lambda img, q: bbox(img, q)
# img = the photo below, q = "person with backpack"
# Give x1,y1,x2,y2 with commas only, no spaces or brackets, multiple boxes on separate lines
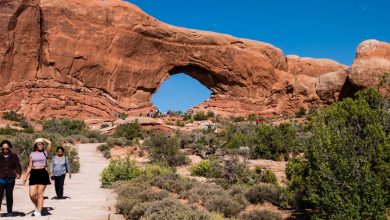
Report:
0,140,22,217
50,147,71,199
23,138,52,217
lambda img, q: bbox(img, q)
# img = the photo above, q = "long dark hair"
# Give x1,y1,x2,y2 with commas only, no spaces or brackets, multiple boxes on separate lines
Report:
33,143,45,151
0,140,13,148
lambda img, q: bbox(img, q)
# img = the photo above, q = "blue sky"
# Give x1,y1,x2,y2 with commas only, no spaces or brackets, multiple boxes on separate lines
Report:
127,0,390,112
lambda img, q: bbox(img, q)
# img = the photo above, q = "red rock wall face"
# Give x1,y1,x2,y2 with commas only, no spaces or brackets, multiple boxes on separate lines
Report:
0,0,388,120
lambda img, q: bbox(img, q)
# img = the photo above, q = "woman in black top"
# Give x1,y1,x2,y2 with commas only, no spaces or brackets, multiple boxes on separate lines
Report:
0,140,22,217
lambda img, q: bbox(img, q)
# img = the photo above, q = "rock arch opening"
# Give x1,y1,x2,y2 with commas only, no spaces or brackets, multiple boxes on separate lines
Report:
151,71,212,113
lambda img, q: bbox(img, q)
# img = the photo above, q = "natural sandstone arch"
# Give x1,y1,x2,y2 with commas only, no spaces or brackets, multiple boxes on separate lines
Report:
2,0,389,121
166,64,224,95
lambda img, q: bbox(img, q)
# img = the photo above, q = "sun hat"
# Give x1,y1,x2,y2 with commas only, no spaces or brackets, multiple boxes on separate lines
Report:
34,138,45,144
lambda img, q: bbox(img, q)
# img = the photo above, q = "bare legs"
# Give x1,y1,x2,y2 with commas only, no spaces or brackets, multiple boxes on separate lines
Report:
29,184,46,212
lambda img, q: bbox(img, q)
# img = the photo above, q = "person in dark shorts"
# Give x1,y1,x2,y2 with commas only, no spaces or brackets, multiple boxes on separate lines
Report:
0,140,22,217
23,138,52,217
50,147,71,199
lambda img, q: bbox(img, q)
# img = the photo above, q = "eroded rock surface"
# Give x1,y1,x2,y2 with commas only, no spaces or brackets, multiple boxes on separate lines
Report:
0,0,389,119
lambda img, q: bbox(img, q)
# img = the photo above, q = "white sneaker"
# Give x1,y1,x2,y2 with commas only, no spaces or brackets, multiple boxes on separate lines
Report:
34,209,42,217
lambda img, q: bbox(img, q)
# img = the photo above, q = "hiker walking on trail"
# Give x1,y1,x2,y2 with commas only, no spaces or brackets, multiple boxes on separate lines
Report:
23,138,52,217
50,147,71,199
0,140,22,217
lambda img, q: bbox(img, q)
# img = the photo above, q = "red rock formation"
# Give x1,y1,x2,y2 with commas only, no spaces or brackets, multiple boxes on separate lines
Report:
0,0,388,120
349,40,390,88
286,55,347,77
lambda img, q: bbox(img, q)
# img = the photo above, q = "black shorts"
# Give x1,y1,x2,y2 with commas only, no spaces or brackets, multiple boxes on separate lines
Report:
29,169,51,185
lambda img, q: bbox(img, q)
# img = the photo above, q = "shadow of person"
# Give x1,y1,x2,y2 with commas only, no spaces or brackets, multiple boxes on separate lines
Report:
0,211,27,217
41,207,54,216
51,196,71,200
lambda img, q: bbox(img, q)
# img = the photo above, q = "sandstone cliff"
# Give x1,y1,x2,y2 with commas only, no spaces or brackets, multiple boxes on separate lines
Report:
0,0,389,119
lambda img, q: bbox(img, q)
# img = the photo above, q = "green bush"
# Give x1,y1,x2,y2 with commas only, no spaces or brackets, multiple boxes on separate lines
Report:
2,110,23,122
286,88,389,219
260,170,278,185
64,146,80,173
97,144,111,159
144,164,174,179
248,114,257,121
42,118,85,136
114,120,143,141
245,184,290,208
106,137,128,147
207,111,215,118
146,134,188,166
232,116,245,122
80,129,107,142
183,113,192,121
194,112,208,121
295,106,306,118
0,125,17,136
240,210,283,220
190,159,222,178
250,123,301,161
101,157,143,187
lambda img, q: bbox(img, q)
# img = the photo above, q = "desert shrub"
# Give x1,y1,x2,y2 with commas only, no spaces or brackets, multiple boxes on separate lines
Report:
7,133,35,169
2,110,24,122
144,164,174,179
182,183,245,217
146,134,188,166
245,183,290,208
114,181,210,220
114,120,143,141
207,111,215,118
250,123,301,161
194,112,208,121
116,112,128,120
63,146,80,173
80,129,107,142
190,159,222,178
141,198,210,220
150,174,195,194
287,88,389,219
295,106,306,118
1,110,34,132
232,116,245,122
240,210,283,220
221,157,249,185
42,118,85,136
97,144,111,159
248,114,257,121
183,113,192,121
64,135,90,144
259,169,278,185
0,125,17,136
175,120,185,127
114,181,168,219
106,137,128,147
101,157,143,187
204,193,245,217
225,132,251,150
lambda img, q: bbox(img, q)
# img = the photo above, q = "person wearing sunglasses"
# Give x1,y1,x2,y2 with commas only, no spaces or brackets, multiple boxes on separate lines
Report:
0,140,22,217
